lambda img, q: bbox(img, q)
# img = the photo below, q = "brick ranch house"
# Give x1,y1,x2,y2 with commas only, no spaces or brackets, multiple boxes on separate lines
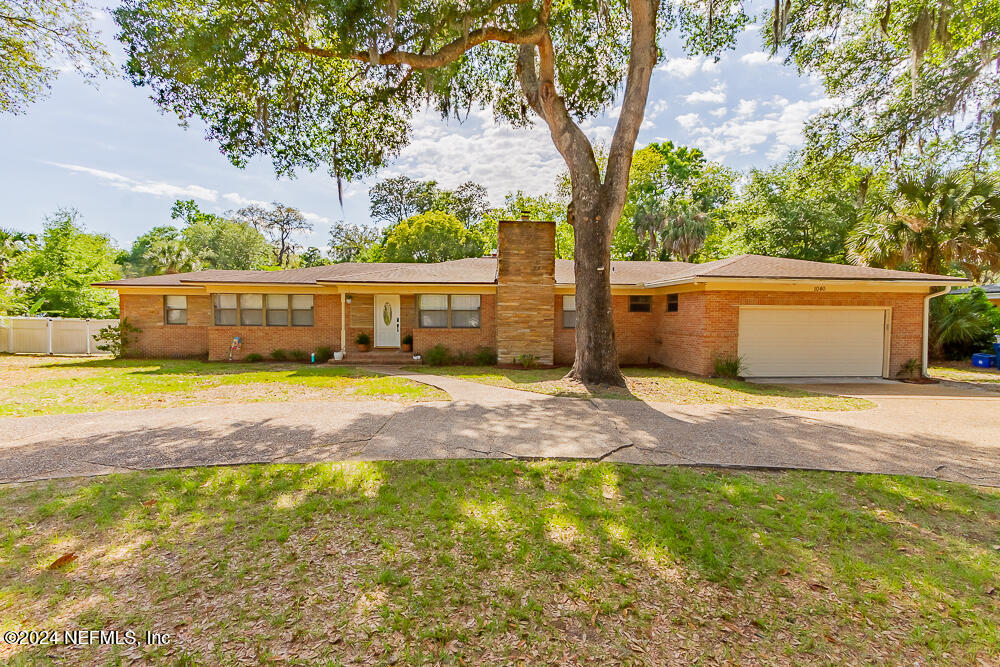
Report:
96,218,967,378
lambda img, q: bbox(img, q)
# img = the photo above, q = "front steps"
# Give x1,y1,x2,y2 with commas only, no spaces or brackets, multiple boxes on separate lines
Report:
328,349,420,366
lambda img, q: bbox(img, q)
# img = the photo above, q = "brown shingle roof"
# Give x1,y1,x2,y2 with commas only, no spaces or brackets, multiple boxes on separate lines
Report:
95,254,967,288
644,255,968,284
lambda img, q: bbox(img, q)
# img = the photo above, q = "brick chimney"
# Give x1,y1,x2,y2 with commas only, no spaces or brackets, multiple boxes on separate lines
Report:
496,216,556,365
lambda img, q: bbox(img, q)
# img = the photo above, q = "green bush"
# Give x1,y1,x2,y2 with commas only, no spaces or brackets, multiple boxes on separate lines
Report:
244,353,264,362
355,332,371,346
931,288,1000,360
516,353,538,369
896,358,921,379
94,318,141,358
712,354,745,379
314,346,334,363
424,344,450,366
270,349,289,361
474,346,498,365
289,349,308,362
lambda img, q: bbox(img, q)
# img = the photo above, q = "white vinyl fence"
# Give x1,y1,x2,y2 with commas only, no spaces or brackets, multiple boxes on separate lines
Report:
0,317,118,355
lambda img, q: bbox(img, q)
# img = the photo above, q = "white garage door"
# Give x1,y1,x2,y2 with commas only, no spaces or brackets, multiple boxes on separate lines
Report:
738,307,888,377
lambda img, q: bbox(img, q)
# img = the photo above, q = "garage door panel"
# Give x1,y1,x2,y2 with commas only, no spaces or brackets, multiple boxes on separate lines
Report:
738,308,886,377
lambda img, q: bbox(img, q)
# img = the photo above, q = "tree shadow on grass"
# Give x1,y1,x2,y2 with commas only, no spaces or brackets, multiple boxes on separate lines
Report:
1,452,999,664
36,357,386,379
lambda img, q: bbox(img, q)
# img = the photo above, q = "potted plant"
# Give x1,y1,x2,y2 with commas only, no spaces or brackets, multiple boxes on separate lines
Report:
401,333,413,353
355,332,371,352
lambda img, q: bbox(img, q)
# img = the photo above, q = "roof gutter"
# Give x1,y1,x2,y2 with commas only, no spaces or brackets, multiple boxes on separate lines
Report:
642,276,971,288
922,285,953,377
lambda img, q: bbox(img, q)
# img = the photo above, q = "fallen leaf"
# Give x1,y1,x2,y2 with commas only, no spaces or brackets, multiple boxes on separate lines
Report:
48,553,77,570
778,568,790,576
774,494,786,502
142,499,157,507
808,582,828,592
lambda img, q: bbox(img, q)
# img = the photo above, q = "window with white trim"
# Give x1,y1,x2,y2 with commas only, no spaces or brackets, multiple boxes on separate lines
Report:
562,295,576,328
164,295,187,325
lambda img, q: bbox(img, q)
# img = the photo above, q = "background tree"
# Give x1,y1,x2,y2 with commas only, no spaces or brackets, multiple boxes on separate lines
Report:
0,228,33,281
1,0,113,114
6,208,120,317
233,202,312,267
930,288,1000,359
114,0,752,385
706,156,875,263
777,0,999,167
381,212,486,263
848,170,1000,278
479,191,575,259
663,205,710,261
143,238,205,274
168,200,272,270
299,247,331,267
121,225,180,276
328,221,382,263
369,176,490,227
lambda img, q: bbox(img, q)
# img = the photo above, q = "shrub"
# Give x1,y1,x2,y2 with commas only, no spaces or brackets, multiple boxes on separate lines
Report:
402,333,413,346
355,332,371,346
270,349,289,361
516,353,538,369
244,353,264,363
424,344,450,366
713,354,745,379
314,346,333,363
930,288,1000,360
474,346,498,365
94,318,141,358
897,357,921,379
289,349,309,362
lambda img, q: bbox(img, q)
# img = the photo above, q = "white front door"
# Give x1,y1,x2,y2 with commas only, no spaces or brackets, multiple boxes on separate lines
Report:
374,295,401,348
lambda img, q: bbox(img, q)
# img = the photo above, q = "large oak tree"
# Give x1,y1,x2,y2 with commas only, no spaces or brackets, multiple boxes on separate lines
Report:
114,0,750,385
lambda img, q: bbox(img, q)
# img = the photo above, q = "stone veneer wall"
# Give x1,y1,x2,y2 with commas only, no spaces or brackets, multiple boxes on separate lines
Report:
496,220,555,365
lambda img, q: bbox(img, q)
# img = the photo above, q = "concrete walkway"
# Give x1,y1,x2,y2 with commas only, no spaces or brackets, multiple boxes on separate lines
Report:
2,371,1000,487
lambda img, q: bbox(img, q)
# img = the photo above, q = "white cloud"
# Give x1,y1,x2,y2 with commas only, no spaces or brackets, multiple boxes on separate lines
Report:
44,162,332,224
740,51,772,65
647,100,669,118
709,107,728,118
676,97,834,162
45,162,219,201
675,113,701,130
684,83,727,105
379,108,564,203
735,99,758,116
656,55,718,78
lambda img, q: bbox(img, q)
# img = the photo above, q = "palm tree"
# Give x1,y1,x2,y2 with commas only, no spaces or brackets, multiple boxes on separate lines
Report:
143,239,204,274
662,204,710,262
848,170,1000,279
632,201,667,258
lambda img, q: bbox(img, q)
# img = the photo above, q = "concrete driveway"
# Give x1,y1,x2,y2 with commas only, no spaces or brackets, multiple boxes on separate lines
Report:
2,373,999,486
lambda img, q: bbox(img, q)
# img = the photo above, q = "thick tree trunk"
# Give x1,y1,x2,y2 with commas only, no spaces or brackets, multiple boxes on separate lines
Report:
569,194,625,386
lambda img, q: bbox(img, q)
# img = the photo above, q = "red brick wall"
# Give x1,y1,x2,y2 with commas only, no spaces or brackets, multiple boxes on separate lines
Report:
121,293,211,358
412,294,497,356
553,295,575,365
696,290,926,377
207,294,341,361
654,291,708,374
554,293,665,366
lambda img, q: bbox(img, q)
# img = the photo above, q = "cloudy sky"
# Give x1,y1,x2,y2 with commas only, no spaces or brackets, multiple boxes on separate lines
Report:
1,9,828,250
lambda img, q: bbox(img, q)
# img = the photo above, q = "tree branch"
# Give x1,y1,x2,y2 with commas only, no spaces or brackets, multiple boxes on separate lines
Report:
296,23,545,70
602,0,659,230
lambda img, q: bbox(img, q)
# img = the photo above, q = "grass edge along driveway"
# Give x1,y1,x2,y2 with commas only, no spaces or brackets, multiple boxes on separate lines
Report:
410,365,875,411
0,355,447,417
1,461,997,664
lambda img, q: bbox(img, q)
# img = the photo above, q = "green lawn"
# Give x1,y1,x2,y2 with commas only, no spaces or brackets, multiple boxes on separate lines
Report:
1,462,997,664
411,365,875,411
931,361,1000,386
0,355,447,416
